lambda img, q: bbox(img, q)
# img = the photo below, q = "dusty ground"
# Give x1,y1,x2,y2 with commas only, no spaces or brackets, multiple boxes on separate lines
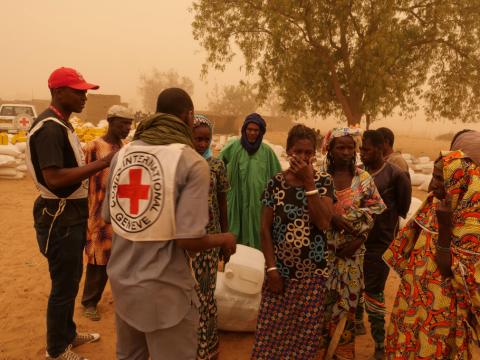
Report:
0,134,476,360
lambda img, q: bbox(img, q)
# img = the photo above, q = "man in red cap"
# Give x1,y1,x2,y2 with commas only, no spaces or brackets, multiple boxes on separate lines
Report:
26,67,116,360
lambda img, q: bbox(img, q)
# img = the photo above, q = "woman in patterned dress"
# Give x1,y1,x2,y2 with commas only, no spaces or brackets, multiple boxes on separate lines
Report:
251,124,334,359
384,131,480,359
191,114,230,360
318,128,385,360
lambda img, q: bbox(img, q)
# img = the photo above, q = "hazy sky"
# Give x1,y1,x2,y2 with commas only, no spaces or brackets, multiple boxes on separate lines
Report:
1,0,245,110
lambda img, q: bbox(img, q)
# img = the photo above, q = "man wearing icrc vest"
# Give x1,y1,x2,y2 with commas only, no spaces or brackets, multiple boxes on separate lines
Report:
26,67,116,360
103,88,236,360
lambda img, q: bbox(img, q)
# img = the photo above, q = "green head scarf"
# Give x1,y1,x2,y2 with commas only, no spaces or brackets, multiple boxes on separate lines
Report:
133,113,194,147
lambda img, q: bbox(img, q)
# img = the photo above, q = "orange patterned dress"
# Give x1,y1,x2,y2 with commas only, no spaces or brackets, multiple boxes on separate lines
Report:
84,138,118,265
384,151,480,359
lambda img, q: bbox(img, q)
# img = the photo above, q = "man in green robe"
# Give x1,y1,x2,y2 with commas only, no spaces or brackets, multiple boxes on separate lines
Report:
219,113,281,249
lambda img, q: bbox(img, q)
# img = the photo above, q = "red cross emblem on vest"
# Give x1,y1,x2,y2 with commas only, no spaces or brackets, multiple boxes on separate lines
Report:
117,168,150,215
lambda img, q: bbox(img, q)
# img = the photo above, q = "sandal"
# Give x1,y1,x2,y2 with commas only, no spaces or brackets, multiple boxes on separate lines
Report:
83,307,101,321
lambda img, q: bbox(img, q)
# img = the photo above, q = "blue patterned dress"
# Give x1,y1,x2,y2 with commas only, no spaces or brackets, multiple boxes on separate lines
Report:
251,171,334,359
192,157,230,360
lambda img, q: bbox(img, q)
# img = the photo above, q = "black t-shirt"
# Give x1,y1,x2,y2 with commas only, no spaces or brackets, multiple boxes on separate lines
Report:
365,162,412,255
30,108,88,227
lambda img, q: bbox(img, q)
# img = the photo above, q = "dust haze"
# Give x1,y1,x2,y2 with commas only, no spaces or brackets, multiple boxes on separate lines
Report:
1,0,476,138
1,1,244,110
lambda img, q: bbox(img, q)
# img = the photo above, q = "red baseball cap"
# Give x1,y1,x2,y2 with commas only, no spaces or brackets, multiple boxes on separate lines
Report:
48,67,99,90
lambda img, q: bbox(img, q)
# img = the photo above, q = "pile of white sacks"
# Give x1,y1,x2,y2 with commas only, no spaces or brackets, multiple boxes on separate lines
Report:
403,153,433,192
398,153,433,227
0,142,27,180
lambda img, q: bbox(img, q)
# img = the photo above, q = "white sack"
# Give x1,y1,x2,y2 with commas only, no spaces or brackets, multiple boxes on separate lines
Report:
0,144,21,158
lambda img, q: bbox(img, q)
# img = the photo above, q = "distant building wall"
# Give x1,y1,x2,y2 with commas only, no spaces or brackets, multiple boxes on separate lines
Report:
264,115,293,132
197,111,293,134
197,111,238,134
83,94,127,125
1,94,127,125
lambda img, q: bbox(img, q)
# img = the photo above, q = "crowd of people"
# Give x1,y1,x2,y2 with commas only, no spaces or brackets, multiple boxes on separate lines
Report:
25,67,480,360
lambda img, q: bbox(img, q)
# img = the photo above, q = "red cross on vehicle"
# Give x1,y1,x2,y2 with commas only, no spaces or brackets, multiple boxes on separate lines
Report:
19,117,30,128
117,168,150,215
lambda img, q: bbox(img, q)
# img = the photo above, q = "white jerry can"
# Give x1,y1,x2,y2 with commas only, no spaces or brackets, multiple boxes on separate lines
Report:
215,244,265,332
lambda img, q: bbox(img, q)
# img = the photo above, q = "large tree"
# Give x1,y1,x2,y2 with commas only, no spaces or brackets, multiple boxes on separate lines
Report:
138,69,194,113
192,0,480,125
208,81,258,118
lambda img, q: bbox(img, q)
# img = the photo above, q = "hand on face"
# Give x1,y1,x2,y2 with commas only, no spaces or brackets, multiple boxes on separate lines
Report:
288,154,314,184
436,195,453,226
287,138,316,185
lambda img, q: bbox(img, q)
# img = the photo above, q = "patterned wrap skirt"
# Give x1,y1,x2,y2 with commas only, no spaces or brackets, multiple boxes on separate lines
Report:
192,248,220,360
251,274,328,360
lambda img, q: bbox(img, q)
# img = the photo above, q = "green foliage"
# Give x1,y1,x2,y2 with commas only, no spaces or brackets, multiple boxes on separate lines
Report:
192,0,480,124
138,69,194,113
208,81,258,118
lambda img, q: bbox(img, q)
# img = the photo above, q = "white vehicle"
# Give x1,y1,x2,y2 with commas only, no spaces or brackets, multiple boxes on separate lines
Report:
0,104,37,132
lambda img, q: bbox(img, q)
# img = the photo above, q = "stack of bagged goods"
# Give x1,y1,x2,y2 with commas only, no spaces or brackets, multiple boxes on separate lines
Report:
263,139,285,159
71,116,108,145
215,244,265,332
263,139,288,170
403,153,433,191
0,137,27,180
75,123,107,145
213,134,227,152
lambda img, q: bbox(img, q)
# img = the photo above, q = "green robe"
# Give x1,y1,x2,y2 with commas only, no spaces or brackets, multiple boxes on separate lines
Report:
219,139,281,249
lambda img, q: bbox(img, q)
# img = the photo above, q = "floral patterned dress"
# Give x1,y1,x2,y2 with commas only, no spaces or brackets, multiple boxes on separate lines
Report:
192,157,230,360
319,168,385,360
251,171,335,360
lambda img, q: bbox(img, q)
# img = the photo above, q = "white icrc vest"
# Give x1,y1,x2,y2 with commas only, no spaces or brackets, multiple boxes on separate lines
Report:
26,117,88,200
109,142,185,241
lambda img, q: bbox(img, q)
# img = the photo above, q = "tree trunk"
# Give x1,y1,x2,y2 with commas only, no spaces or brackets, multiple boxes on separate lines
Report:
329,66,355,125
329,66,364,126
366,114,371,129
350,112,362,127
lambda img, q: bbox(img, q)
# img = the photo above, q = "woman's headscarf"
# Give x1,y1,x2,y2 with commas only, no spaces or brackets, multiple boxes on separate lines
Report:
384,150,480,289
193,114,214,159
321,127,363,154
450,130,480,166
322,127,362,175
240,113,266,155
